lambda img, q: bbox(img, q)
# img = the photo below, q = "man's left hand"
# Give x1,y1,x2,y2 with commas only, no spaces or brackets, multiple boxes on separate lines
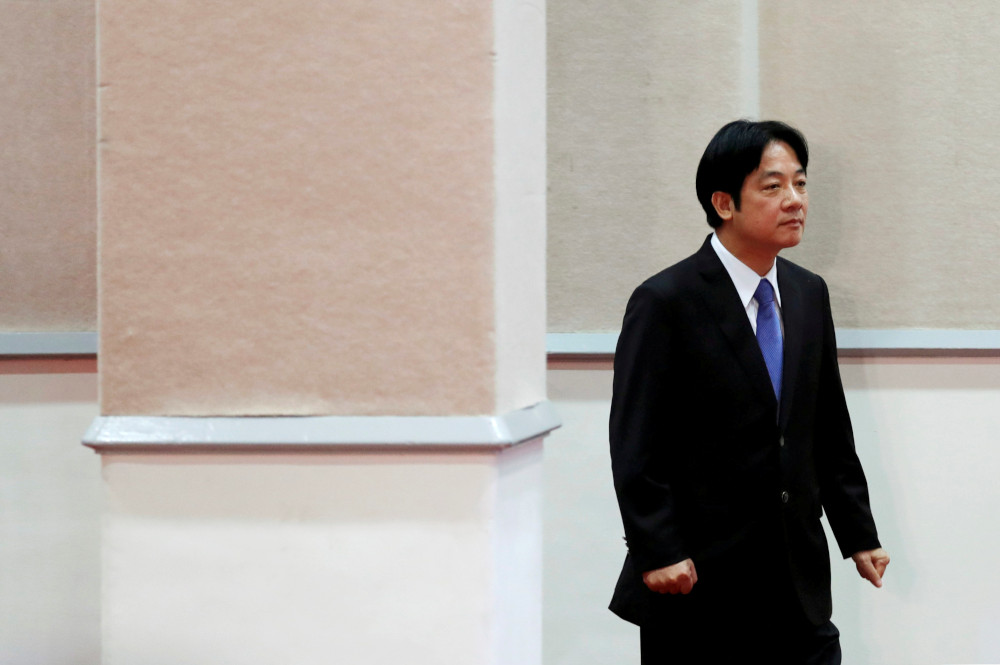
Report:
852,547,890,588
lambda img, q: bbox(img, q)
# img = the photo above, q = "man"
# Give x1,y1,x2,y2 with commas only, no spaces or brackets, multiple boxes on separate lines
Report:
609,120,889,663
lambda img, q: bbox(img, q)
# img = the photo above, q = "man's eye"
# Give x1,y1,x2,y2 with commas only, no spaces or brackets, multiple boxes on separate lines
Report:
797,180,807,188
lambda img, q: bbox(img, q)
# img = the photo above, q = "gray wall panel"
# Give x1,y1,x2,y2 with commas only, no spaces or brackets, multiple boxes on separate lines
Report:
548,1,747,332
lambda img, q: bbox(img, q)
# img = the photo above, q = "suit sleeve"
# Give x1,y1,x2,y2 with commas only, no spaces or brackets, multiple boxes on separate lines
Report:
609,284,689,573
815,277,882,558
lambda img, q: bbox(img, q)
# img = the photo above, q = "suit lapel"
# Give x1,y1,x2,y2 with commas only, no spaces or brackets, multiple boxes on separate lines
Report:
776,260,803,432
694,238,778,413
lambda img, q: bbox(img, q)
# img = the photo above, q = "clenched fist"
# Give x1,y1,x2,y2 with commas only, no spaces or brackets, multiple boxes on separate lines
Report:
643,558,698,594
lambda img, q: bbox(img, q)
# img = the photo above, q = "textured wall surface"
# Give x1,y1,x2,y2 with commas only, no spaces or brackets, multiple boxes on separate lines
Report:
0,1,96,331
547,1,748,332
759,2,1000,328
13,1,999,339
549,1,1000,332
99,1,496,415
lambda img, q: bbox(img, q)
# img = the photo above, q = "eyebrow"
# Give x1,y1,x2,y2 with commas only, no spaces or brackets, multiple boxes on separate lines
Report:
758,168,806,179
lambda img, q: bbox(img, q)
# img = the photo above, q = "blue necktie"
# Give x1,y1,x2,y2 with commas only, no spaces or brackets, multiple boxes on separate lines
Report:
754,279,783,402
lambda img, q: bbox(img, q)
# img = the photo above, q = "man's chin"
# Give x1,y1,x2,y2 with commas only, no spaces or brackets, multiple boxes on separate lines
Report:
779,226,804,248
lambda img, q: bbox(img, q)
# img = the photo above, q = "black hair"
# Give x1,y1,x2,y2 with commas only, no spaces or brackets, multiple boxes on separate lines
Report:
695,120,809,228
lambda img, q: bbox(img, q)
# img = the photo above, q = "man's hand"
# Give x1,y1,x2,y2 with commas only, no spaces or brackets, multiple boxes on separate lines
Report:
643,558,698,594
852,547,890,588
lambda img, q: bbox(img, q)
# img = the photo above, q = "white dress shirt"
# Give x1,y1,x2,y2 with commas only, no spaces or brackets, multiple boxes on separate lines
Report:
710,232,783,335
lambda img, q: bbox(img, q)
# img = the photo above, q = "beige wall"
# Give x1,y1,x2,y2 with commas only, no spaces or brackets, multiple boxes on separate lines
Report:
547,0,749,333
8,1,1000,337
99,2,499,416
0,1,96,331
549,1,1000,332
4,1,548,417
760,1,1000,329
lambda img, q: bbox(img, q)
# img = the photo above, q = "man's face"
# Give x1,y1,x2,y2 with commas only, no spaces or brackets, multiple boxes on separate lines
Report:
724,140,808,257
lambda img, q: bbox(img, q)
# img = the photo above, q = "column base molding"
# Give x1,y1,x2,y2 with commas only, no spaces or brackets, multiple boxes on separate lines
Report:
83,401,560,453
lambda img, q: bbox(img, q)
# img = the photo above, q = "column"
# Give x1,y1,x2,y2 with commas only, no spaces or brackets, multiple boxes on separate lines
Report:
86,1,551,663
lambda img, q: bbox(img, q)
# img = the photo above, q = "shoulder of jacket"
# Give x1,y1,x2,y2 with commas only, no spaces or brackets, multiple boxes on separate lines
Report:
777,255,827,290
633,253,701,300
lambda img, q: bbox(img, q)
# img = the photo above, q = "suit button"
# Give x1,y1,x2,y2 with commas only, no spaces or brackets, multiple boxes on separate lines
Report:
781,491,790,503
779,436,785,447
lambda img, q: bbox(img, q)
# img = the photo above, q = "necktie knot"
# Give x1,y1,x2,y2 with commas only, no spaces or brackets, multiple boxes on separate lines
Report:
754,279,775,307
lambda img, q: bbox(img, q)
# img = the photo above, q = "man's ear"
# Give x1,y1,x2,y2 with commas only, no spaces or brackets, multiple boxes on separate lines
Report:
711,192,734,222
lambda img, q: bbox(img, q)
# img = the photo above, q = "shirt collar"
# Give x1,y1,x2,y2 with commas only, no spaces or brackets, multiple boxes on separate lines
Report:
710,232,782,309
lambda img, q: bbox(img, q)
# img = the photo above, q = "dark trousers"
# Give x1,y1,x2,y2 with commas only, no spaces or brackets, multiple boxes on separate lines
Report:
639,522,841,664
638,555,841,665
640,613,841,664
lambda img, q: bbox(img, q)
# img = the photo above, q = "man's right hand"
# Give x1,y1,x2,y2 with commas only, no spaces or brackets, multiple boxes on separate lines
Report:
642,558,698,594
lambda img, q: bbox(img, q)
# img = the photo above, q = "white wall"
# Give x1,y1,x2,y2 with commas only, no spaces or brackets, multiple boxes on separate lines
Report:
545,357,1000,665
0,361,100,664
4,359,1000,664
100,448,537,665
543,366,638,663
0,364,543,665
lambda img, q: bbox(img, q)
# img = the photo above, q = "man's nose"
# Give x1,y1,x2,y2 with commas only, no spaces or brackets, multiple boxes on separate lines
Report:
783,186,803,208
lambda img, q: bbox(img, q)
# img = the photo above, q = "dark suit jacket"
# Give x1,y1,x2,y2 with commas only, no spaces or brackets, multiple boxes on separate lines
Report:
609,235,881,627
